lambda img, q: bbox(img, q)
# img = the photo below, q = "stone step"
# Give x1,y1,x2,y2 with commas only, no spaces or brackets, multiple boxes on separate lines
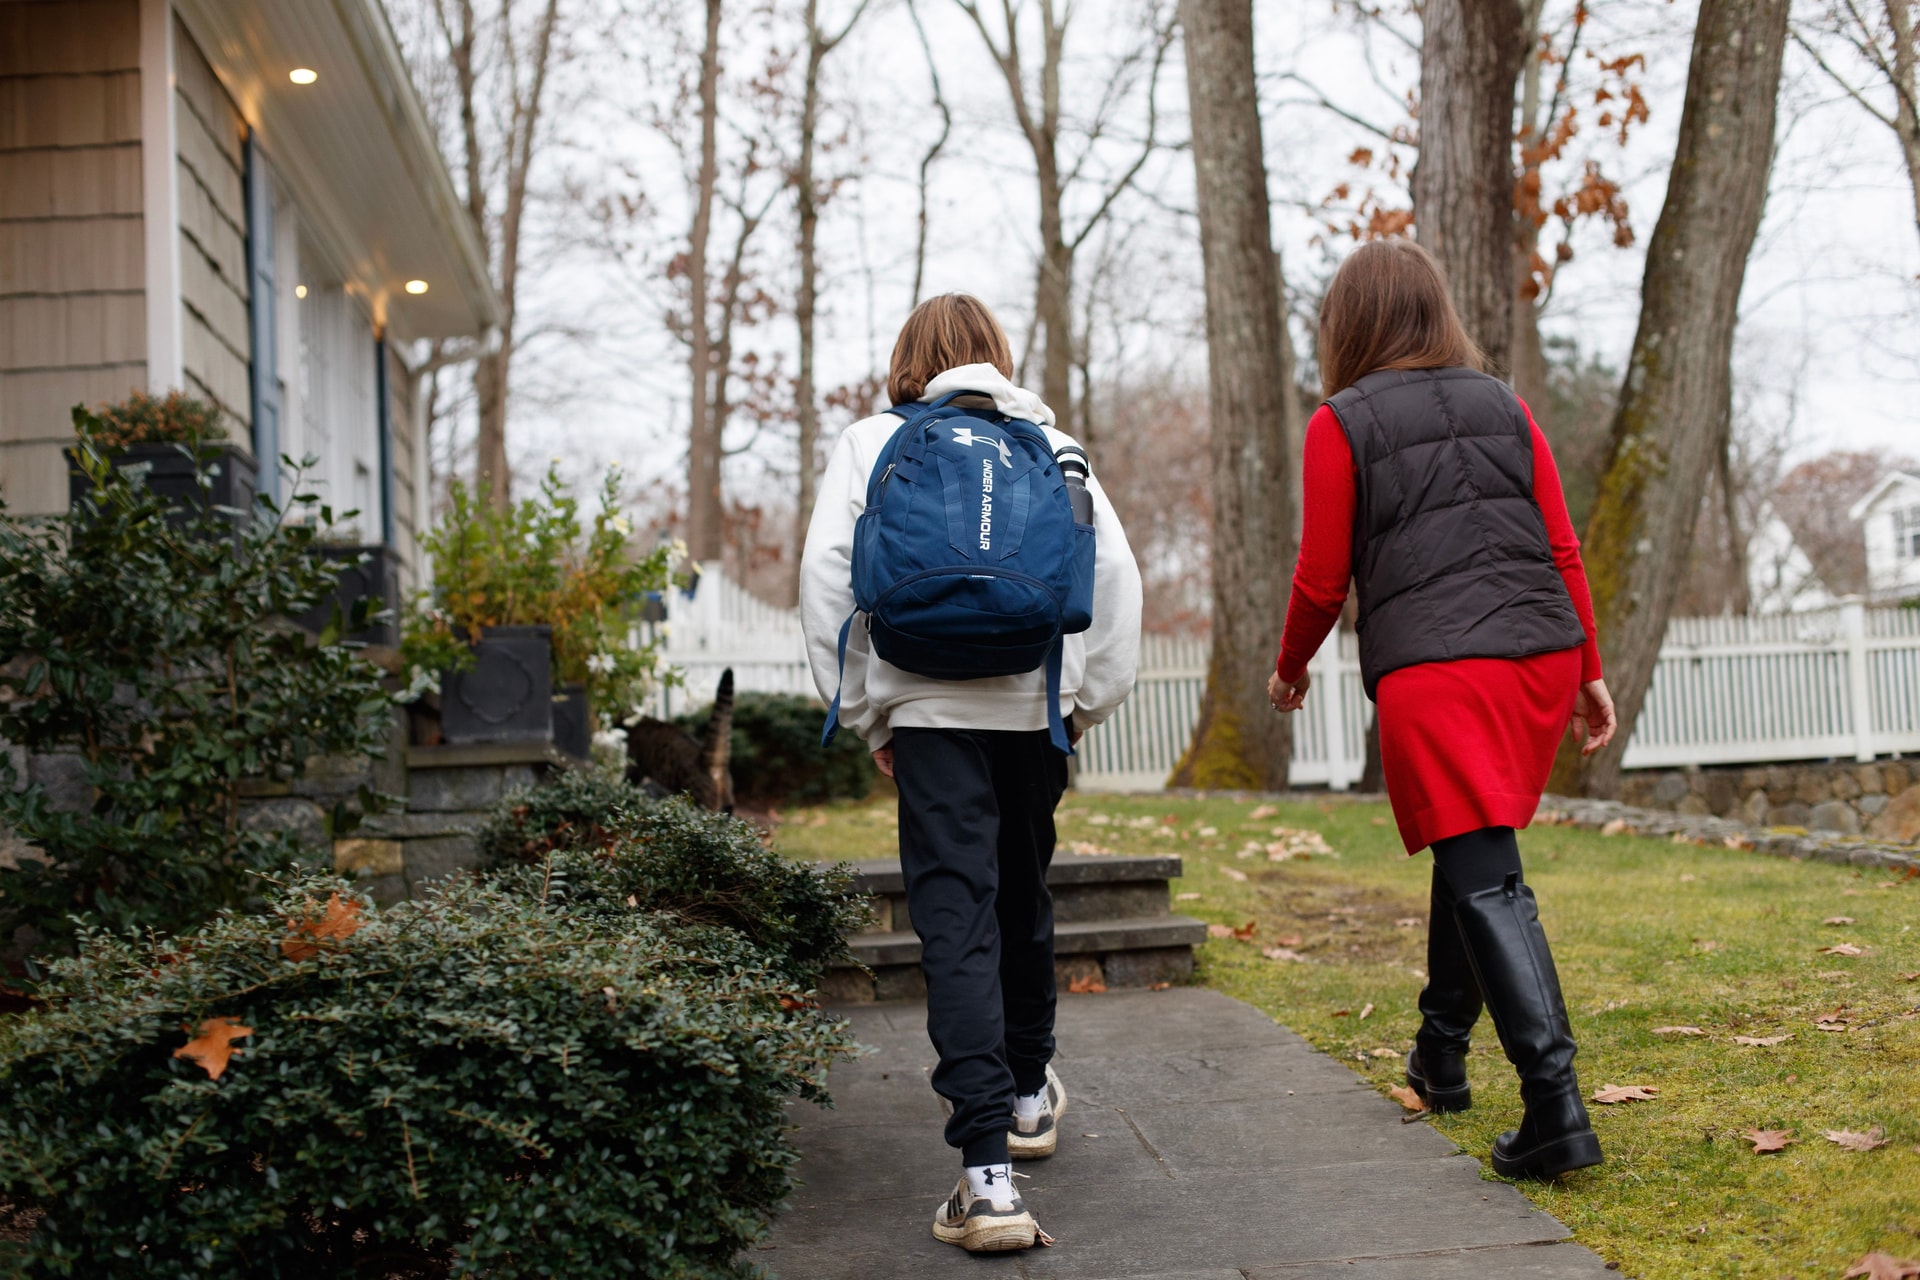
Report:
831,852,1184,935
843,914,1208,970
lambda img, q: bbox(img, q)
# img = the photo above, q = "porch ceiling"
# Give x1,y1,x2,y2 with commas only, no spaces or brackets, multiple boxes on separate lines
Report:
173,0,500,343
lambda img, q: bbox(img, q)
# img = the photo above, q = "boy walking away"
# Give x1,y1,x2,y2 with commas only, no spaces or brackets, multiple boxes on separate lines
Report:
801,294,1142,1252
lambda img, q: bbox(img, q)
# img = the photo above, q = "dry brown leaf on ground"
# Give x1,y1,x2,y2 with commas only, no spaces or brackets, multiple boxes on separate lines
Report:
1824,1127,1889,1152
1901,972,1920,982
1331,1007,1352,1018
1821,943,1867,956
1592,1084,1660,1104
1261,946,1306,962
1248,804,1279,820
173,1017,253,1080
1842,1252,1920,1280
1275,933,1304,947
280,893,363,961
1693,939,1721,952
1176,892,1202,901
1370,1047,1398,1058
1823,916,1857,925
1652,1026,1706,1036
1600,818,1629,836
1206,924,1234,939
1067,974,1108,995
1732,1034,1793,1046
1743,1128,1794,1153
1679,873,1698,882
1221,866,1249,882
1231,919,1258,941
1359,1002,1375,1020
1723,834,1756,850
1387,1084,1428,1113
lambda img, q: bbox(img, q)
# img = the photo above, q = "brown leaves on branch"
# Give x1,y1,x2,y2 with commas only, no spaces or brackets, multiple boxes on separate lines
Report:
281,893,364,961
173,1017,253,1080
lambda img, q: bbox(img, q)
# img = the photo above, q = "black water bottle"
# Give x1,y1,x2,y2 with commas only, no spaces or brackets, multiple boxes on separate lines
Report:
1056,446,1094,525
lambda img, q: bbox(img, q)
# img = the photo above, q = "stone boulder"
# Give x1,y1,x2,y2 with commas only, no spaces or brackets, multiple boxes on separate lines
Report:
1867,785,1920,844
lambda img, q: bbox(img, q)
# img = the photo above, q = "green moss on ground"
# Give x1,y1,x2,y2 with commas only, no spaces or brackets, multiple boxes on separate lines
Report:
778,790,1920,1279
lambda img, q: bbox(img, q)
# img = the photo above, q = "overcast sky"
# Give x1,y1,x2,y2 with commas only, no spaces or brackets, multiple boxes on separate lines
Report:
486,0,1920,506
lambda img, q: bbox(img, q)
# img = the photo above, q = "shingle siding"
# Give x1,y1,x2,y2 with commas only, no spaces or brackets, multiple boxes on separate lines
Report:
0,0,144,514
172,16,250,434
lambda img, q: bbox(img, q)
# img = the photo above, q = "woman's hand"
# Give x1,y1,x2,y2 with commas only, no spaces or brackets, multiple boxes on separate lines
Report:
871,745,894,778
1570,679,1617,756
1268,669,1310,713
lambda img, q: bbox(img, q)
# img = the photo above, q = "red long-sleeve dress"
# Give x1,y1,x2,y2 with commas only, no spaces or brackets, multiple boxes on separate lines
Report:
1276,400,1604,854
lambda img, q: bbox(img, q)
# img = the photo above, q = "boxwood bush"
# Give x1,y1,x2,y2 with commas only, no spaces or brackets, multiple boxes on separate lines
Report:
672,692,875,808
0,866,856,1279
479,772,868,990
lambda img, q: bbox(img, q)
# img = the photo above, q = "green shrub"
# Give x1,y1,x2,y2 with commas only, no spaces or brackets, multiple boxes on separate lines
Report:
0,424,390,958
673,692,875,808
0,869,856,1279
480,774,868,991
81,389,226,448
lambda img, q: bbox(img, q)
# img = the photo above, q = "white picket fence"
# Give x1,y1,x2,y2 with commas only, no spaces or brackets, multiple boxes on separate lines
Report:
649,564,1920,789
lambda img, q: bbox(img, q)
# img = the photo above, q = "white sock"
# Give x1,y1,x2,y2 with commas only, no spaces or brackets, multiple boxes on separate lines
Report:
966,1163,1014,1200
1013,1088,1046,1123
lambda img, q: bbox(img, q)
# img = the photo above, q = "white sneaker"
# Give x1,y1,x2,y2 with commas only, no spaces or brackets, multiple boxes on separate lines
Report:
931,1171,1038,1252
1008,1064,1067,1160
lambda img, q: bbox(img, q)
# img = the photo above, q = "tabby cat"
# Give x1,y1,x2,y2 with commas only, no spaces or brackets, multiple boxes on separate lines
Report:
624,668,734,812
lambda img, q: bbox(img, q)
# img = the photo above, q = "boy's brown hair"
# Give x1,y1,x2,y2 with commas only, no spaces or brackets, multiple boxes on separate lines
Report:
887,293,1015,406
1317,239,1485,397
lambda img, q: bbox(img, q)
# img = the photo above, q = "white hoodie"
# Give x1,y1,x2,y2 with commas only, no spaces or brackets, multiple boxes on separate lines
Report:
799,364,1144,750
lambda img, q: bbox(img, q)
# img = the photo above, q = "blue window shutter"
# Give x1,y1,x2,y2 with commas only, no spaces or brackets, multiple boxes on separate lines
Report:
375,334,394,547
243,129,281,507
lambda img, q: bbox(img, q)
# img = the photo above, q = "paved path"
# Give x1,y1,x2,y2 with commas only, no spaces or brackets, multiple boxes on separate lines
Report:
761,987,1612,1278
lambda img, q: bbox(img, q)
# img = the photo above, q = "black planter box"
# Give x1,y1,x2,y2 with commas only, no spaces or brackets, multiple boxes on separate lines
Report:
552,682,591,760
67,442,258,525
298,544,400,647
440,625,553,745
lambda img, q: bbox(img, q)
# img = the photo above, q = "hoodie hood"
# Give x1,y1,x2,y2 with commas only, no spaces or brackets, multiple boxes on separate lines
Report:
919,363,1056,428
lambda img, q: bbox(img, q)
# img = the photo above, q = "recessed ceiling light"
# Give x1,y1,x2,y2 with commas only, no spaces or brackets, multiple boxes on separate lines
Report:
404,279,429,295
289,68,318,85
294,284,307,299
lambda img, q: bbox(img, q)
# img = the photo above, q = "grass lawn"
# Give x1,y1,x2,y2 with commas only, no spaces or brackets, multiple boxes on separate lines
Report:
776,790,1920,1279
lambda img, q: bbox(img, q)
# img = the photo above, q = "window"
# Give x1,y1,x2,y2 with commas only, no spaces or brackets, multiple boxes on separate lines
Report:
1896,504,1920,560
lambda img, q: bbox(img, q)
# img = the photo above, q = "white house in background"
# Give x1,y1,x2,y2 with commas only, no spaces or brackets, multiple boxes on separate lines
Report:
0,0,498,583
1745,505,1838,615
1848,470,1920,605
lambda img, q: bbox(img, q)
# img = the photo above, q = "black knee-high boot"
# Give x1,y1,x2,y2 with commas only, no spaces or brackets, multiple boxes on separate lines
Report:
1452,873,1602,1179
1406,867,1480,1112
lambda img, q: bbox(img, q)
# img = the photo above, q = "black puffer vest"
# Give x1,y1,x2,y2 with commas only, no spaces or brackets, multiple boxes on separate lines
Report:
1328,366,1587,699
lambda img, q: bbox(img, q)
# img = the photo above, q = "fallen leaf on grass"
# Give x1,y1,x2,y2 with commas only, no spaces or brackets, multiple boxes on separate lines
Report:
1085,813,1112,826
1176,892,1202,901
1592,1084,1660,1104
1744,1128,1794,1153
1679,873,1698,883
1221,866,1249,882
1900,972,1920,982
1261,946,1306,962
281,893,363,961
1247,804,1279,820
1064,840,1115,856
1723,834,1756,850
1600,818,1629,836
1652,1026,1706,1036
1387,1084,1427,1113
1824,916,1857,925
1369,1047,1398,1058
174,1017,253,1080
1359,1002,1375,1020
1820,943,1868,956
1198,826,1218,838
1732,1034,1793,1046
1842,1253,1920,1280
1231,919,1257,941
1693,939,1721,953
1824,1126,1889,1152
1816,1010,1853,1032
1206,924,1233,939
1067,974,1108,995
1331,1007,1351,1018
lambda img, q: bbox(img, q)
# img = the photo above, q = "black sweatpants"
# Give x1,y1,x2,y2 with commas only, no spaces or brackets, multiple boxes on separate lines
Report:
891,725,1068,1167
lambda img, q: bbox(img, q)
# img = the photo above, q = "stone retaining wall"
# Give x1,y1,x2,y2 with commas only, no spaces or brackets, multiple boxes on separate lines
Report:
1616,759,1920,841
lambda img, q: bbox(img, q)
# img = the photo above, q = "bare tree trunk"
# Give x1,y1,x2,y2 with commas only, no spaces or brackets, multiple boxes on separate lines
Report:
1718,431,1752,616
907,0,952,306
1554,0,1789,797
1034,0,1072,418
685,0,724,560
1412,0,1529,382
1170,0,1292,790
1892,0,1920,245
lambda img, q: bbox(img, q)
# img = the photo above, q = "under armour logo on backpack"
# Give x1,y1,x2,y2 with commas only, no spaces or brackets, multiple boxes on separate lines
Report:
950,426,1014,469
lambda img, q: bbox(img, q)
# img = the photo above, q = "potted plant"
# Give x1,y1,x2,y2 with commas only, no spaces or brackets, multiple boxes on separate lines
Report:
65,392,257,520
297,541,401,648
403,467,677,749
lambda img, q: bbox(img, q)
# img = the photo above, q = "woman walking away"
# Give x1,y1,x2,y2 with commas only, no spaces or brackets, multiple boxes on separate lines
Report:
801,294,1143,1249
1267,239,1617,1180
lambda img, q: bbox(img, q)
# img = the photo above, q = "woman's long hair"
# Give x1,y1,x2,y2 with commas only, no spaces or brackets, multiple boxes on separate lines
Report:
1317,239,1486,397
887,293,1015,405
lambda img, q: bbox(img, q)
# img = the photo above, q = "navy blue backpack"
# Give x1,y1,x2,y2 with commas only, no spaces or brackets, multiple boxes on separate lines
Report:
822,391,1096,753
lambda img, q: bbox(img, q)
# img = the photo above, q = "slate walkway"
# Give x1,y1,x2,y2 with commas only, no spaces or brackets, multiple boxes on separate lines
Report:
760,987,1613,1279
